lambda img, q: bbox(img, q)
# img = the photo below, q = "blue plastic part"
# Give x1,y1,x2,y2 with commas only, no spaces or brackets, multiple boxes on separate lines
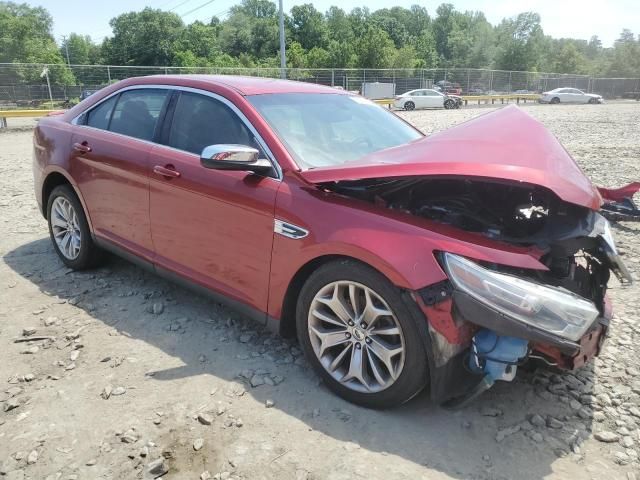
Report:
469,329,529,382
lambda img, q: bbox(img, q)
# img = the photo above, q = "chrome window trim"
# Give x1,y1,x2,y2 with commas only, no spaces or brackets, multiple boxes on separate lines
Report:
71,84,282,180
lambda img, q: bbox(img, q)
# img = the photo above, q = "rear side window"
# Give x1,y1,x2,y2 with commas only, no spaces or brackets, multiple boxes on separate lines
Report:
167,92,253,155
86,95,117,130
109,89,169,142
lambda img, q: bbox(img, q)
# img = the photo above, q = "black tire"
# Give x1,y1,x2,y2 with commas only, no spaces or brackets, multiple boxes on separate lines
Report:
47,184,104,270
296,259,429,409
588,97,597,104
404,101,415,111
550,97,560,104
444,99,455,109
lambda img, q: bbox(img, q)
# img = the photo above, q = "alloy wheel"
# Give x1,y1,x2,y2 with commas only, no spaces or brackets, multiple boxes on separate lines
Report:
50,196,82,260
307,281,406,393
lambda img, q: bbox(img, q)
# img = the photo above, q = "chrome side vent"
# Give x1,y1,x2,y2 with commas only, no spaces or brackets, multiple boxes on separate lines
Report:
274,219,309,239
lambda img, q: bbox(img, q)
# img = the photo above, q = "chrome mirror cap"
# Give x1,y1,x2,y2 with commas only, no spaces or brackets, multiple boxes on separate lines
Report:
201,144,259,163
200,144,273,175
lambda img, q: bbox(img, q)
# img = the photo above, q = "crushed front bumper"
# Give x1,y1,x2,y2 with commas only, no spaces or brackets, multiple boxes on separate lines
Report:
415,283,613,404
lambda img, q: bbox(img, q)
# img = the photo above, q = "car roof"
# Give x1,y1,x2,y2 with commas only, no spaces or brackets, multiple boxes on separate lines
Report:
126,74,347,96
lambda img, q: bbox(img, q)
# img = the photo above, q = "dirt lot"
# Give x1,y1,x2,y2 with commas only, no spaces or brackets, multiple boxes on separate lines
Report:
1,102,640,480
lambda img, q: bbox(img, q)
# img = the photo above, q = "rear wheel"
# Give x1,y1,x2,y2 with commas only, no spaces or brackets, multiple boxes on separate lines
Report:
47,185,103,269
404,101,415,111
550,97,560,104
296,260,429,409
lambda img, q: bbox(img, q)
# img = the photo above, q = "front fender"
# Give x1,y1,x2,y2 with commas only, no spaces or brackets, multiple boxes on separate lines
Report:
267,173,548,320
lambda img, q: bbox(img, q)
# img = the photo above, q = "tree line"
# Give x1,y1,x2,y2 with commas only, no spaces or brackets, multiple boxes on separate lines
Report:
1,0,640,85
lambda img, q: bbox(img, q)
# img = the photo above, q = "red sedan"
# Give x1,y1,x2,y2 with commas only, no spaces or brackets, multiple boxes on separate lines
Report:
33,76,631,408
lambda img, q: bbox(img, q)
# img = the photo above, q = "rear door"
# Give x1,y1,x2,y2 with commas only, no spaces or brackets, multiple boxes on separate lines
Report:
412,91,428,108
560,89,577,103
148,89,279,317
70,88,170,258
425,90,444,108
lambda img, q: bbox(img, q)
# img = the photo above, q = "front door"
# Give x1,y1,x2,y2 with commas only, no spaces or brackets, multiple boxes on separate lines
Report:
70,88,170,258
149,90,279,316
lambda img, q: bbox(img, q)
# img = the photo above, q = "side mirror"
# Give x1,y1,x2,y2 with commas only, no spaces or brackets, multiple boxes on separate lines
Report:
200,144,273,175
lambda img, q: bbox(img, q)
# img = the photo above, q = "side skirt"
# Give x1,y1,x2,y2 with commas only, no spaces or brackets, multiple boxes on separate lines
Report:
94,236,273,330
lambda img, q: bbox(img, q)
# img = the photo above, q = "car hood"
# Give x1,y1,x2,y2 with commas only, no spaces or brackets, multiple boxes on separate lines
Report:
299,105,602,210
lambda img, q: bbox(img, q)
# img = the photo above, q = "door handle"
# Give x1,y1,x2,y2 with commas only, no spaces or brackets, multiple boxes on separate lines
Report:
73,142,92,153
153,165,181,179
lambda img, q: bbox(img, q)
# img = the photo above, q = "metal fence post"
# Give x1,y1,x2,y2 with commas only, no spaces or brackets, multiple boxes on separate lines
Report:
466,68,470,93
331,69,334,87
107,66,111,83
508,71,512,93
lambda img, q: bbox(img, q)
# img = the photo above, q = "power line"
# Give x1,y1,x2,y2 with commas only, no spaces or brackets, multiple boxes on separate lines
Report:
179,0,218,18
168,0,196,12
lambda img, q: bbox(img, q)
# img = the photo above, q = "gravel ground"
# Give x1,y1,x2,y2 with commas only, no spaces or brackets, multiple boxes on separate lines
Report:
1,102,639,480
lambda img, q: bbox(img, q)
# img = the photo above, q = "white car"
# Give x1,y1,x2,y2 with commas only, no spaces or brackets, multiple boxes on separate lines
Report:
540,88,603,104
394,89,459,110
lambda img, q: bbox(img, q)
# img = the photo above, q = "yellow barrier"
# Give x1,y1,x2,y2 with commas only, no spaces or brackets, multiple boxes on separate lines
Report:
375,94,541,110
0,109,59,128
460,94,541,105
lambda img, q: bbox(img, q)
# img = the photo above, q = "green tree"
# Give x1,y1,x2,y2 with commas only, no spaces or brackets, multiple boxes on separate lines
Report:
605,30,640,77
432,3,456,62
371,11,409,48
286,40,307,68
290,4,328,50
414,30,438,67
60,33,100,65
494,12,544,71
0,2,74,84
327,40,356,68
218,12,254,58
354,25,396,68
326,6,353,43
306,46,330,68
103,8,183,65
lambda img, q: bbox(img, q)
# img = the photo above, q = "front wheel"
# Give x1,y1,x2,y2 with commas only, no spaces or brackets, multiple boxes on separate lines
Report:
296,260,429,409
550,97,560,104
403,101,415,111
588,97,598,104
47,184,103,269
444,99,456,109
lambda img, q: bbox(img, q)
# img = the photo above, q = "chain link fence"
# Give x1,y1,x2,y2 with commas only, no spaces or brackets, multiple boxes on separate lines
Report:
0,63,638,107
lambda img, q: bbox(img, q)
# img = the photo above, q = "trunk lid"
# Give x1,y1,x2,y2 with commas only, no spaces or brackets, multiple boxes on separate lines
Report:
300,105,602,210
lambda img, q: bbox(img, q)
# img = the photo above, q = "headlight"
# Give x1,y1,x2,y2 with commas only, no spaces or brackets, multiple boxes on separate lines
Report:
442,253,600,341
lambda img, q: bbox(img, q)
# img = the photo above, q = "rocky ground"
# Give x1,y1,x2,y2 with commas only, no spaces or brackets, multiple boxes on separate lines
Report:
1,101,639,480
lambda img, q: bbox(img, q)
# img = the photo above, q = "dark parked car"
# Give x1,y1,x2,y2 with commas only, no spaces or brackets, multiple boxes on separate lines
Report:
33,75,631,408
436,80,462,96
80,89,100,101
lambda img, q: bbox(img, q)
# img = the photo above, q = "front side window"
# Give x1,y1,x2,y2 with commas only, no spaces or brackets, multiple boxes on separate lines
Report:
86,95,118,130
249,93,423,169
167,92,253,155
109,89,169,142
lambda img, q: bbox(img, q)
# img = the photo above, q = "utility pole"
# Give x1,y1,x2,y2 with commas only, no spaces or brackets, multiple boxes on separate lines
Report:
278,0,286,79
62,35,71,67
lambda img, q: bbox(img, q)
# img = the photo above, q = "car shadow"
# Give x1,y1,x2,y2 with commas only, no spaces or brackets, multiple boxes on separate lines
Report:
4,238,597,480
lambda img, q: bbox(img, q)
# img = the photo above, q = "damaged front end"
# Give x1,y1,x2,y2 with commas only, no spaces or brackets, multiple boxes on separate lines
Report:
321,176,632,405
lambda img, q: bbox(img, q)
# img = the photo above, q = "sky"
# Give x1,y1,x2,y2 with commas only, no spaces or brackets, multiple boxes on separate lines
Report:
35,0,640,48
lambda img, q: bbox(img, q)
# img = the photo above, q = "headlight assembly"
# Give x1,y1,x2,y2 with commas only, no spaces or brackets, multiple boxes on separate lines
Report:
442,252,600,341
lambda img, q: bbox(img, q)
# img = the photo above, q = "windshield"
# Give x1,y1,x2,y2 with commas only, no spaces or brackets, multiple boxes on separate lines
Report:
248,93,423,169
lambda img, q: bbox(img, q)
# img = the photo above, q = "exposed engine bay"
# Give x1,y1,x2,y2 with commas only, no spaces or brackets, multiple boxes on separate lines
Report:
320,175,635,406
322,176,631,314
